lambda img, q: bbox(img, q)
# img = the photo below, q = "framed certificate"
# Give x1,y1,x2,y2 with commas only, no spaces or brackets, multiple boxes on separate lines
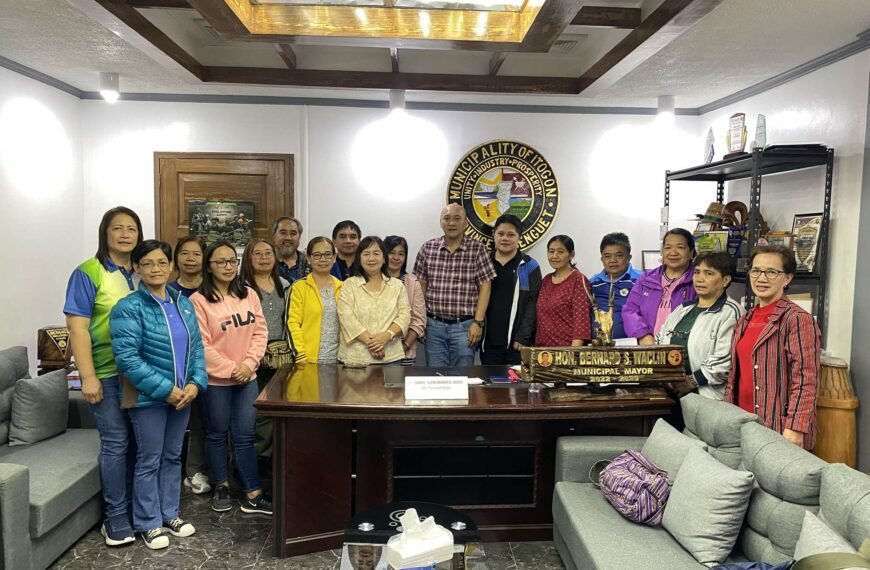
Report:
642,250,661,270
791,213,823,273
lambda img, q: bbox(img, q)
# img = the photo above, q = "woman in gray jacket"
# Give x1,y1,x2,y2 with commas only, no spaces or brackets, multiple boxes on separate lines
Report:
656,251,744,399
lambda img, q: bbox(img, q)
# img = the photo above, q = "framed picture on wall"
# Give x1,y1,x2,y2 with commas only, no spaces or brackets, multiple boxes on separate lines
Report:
642,250,661,270
188,200,255,248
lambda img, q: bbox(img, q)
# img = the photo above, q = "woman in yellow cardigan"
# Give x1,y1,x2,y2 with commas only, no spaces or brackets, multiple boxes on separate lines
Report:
287,237,343,364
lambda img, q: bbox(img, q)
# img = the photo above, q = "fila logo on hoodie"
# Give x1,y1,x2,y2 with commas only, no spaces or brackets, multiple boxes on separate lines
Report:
220,311,257,332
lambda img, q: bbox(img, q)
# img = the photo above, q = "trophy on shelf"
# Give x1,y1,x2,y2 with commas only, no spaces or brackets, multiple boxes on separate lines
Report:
704,127,715,164
724,113,748,159
754,114,767,149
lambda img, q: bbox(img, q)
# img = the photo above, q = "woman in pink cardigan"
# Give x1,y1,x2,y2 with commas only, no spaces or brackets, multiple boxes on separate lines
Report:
190,240,269,516
385,236,426,365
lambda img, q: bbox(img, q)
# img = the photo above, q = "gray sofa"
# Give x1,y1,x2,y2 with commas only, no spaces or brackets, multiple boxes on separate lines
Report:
0,346,102,570
553,393,870,570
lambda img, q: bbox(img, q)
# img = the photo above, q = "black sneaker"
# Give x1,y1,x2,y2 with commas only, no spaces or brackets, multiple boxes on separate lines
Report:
240,493,273,516
164,518,196,537
212,485,233,513
141,528,169,550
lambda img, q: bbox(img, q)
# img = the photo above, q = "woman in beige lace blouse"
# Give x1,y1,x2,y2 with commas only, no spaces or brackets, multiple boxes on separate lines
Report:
337,236,411,365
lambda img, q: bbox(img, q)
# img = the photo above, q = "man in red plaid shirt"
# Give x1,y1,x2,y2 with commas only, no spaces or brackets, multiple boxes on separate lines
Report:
414,204,497,366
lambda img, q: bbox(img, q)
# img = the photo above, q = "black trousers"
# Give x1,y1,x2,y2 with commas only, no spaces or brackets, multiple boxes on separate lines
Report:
480,345,522,366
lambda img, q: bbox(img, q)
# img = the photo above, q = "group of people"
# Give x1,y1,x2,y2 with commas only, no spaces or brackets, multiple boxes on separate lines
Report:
64,202,821,551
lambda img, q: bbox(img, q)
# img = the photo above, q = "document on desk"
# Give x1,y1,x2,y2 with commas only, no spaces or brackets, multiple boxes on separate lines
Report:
404,376,469,404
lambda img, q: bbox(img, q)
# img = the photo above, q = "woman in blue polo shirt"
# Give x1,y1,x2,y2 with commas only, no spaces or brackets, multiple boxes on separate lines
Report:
110,240,208,550
64,206,142,547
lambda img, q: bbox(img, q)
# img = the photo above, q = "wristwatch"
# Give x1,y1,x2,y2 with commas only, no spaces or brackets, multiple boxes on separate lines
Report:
473,319,485,328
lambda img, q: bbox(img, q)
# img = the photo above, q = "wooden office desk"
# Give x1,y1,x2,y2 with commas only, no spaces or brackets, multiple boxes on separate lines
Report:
255,364,674,558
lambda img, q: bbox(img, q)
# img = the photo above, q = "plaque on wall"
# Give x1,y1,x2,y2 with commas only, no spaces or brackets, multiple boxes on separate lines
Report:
188,200,254,247
447,140,559,250
792,212,823,273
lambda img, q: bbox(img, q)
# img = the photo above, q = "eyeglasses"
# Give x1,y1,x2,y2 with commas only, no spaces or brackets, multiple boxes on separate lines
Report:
252,251,274,259
748,268,786,280
139,261,170,271
210,258,239,268
310,252,335,261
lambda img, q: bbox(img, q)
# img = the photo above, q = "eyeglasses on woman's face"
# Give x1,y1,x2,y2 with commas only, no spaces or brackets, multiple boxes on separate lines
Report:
210,258,239,268
252,250,274,259
138,260,170,271
748,268,785,280
310,251,334,261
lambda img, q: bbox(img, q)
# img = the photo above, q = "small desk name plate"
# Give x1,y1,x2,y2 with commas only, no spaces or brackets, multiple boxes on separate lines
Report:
404,377,470,402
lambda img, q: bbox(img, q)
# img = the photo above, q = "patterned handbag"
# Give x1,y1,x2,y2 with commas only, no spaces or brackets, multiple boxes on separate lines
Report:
595,449,671,526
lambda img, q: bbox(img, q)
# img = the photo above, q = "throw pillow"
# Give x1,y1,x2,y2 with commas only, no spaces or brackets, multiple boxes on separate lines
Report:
8,368,69,446
793,511,857,561
641,418,708,481
662,447,755,567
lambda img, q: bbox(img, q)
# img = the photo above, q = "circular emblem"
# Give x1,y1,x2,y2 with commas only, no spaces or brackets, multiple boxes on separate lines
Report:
537,351,554,368
620,288,629,297
667,350,683,367
447,140,559,249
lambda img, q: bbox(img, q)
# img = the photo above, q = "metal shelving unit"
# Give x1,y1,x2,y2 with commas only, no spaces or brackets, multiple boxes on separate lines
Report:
663,144,834,341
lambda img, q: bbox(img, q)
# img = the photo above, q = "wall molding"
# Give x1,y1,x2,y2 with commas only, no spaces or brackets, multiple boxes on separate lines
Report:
0,56,83,98
697,29,870,115
1,29,868,116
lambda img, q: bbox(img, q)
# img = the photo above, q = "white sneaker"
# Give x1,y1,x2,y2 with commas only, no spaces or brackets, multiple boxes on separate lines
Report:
183,472,212,495
141,528,170,550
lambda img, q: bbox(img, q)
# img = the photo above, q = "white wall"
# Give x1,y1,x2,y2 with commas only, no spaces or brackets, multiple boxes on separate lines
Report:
81,100,700,276
0,68,82,369
697,52,870,362
80,101,305,246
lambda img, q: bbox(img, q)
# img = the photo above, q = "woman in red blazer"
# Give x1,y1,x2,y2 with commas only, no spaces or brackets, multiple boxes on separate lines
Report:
724,245,821,449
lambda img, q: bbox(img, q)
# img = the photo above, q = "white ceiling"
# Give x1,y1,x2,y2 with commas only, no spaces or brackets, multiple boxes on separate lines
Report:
0,0,867,108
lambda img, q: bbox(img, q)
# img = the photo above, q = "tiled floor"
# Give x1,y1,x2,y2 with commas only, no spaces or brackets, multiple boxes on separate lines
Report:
51,490,567,569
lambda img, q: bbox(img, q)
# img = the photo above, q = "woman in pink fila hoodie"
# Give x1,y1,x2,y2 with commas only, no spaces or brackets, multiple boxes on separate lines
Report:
190,240,270,516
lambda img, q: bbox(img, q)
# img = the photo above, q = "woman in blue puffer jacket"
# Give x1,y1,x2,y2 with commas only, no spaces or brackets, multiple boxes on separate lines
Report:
110,239,208,551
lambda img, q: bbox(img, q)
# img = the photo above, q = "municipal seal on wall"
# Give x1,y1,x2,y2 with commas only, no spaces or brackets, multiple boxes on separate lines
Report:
447,140,559,249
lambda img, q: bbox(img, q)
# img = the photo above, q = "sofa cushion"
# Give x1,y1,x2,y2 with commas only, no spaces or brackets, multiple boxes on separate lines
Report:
819,463,870,550
641,419,707,482
663,447,755,567
0,429,100,538
793,511,857,560
737,422,826,562
0,346,29,445
680,393,757,469
9,369,69,446
553,481,702,570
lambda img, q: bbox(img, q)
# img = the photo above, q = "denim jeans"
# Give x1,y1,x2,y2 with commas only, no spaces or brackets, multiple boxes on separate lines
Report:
128,404,191,531
185,396,210,476
88,375,131,520
424,318,477,367
204,381,261,492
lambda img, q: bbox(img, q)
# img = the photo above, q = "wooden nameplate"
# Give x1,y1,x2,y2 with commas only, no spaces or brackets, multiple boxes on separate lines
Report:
520,345,686,385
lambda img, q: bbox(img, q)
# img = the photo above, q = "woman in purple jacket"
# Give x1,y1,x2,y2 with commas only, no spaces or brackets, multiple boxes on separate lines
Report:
623,228,698,345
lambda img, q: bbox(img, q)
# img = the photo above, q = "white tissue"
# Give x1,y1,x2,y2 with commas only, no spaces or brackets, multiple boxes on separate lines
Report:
385,508,454,569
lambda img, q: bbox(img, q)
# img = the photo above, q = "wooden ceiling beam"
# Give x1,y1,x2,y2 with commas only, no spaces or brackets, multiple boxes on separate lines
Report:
203,66,580,94
275,43,297,69
570,6,641,29
94,0,204,79
489,52,507,76
390,48,399,73
576,0,724,95
127,0,192,8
